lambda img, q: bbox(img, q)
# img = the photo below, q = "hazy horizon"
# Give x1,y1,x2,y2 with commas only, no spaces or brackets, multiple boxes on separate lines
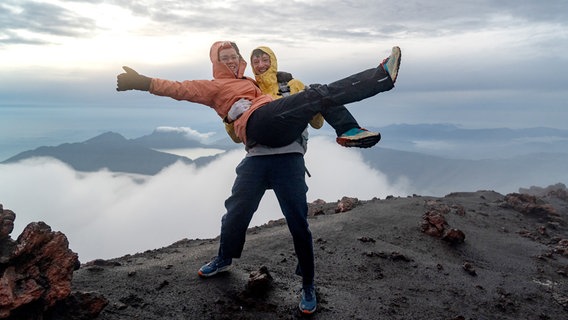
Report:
2,126,566,261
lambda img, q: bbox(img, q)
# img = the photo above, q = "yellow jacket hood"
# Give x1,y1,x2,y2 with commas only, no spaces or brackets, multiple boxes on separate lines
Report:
250,46,280,98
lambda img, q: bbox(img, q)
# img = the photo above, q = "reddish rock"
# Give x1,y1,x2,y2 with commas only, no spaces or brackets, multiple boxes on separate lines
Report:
502,193,558,216
246,265,273,296
335,196,359,213
1,221,79,318
442,228,466,244
0,203,107,319
1,205,15,241
421,202,466,244
421,210,448,237
308,199,327,216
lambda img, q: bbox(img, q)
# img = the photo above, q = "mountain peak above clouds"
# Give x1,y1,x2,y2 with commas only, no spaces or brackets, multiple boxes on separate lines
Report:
3,124,568,195
84,131,129,145
1,131,195,175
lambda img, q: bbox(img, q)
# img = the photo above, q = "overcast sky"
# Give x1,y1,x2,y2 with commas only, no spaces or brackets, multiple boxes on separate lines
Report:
1,0,567,133
1,0,568,261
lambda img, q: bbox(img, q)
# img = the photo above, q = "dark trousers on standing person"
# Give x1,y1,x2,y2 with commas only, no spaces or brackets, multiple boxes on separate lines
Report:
218,153,314,287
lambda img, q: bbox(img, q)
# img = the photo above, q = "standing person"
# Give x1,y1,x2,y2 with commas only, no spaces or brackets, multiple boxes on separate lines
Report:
116,40,401,314
206,45,323,315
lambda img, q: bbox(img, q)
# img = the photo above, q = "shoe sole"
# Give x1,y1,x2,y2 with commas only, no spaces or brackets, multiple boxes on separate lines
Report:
299,306,317,315
299,301,317,314
198,264,232,278
389,46,401,83
336,133,381,148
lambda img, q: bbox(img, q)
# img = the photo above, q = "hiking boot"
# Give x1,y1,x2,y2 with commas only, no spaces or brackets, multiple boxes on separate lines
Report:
380,46,401,83
198,256,232,277
298,285,317,314
336,127,381,148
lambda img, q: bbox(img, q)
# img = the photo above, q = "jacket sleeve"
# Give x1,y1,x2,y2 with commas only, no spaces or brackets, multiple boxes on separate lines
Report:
150,78,218,108
288,79,324,129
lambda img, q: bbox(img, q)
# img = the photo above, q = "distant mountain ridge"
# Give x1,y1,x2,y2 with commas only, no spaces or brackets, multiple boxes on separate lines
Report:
361,147,568,196
372,124,568,159
1,131,218,175
3,124,567,195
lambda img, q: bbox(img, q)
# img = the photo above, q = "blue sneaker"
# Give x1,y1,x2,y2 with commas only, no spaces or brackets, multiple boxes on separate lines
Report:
198,256,232,277
298,285,317,314
381,46,401,83
336,127,381,148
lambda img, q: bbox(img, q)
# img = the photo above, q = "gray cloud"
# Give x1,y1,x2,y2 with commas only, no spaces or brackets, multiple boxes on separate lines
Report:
0,0,98,45
3,1,566,46
111,0,568,43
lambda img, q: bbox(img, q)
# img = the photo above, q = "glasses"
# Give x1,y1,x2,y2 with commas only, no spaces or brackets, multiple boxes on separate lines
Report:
220,55,240,63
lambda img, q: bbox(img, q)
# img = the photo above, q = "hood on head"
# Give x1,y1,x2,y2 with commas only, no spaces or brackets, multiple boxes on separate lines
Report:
250,46,278,77
210,41,247,79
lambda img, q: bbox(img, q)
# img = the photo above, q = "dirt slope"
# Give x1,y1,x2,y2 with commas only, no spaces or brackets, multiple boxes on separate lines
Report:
72,191,568,319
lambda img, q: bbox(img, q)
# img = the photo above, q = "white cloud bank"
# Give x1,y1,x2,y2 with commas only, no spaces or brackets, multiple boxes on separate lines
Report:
0,136,409,262
155,126,216,142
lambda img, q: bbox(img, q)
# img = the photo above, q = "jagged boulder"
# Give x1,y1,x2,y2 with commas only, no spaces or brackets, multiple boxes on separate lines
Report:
0,207,15,241
335,196,359,213
0,207,16,264
502,193,557,216
0,204,107,319
420,200,466,244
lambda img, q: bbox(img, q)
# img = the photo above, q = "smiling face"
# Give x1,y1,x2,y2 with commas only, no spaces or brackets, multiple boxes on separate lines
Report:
218,47,240,76
251,52,271,75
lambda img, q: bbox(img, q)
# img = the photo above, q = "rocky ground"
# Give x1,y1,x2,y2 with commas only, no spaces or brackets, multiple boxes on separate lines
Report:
69,189,568,320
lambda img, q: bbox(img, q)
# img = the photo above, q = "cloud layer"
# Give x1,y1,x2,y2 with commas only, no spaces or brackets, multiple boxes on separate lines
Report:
3,1,566,46
0,136,408,261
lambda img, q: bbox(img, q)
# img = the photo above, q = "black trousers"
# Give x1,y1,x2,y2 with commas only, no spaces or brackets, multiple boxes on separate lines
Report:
246,66,394,148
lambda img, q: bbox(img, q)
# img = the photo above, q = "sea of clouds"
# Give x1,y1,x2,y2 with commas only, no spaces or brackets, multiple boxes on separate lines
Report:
0,136,410,261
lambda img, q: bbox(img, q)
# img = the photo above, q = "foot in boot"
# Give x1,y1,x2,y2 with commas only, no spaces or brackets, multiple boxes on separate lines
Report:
380,46,401,83
336,128,381,148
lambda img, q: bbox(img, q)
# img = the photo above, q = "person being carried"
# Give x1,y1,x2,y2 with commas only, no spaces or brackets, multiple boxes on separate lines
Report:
116,41,401,151
224,47,324,146
246,46,373,148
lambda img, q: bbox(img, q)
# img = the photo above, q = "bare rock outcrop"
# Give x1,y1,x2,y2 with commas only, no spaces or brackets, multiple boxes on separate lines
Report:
420,200,466,244
308,196,361,216
519,182,568,201
335,196,359,213
501,193,557,216
0,203,107,319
